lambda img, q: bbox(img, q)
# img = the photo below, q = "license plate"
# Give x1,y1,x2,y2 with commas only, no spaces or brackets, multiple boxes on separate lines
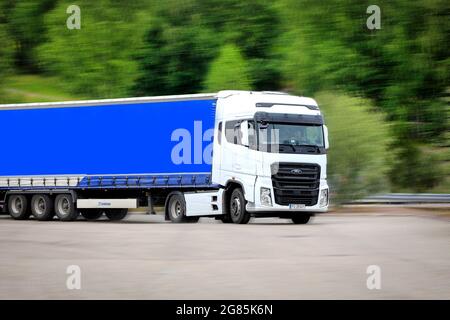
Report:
289,204,305,209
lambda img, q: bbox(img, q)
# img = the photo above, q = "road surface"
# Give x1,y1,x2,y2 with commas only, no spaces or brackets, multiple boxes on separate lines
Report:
0,209,448,299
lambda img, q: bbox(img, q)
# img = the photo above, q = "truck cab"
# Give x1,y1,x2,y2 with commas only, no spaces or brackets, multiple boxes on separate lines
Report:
212,91,329,223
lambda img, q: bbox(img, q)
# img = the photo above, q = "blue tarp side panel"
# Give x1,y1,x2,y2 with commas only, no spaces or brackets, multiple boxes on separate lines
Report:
0,99,216,178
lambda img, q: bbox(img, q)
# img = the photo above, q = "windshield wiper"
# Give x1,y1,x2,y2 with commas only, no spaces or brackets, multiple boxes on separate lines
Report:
297,144,323,153
297,144,321,149
278,143,297,152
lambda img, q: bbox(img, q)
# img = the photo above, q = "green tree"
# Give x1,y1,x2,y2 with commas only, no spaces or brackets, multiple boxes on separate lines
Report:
134,0,282,94
279,0,449,190
4,0,57,72
203,44,252,91
200,0,282,90
133,17,218,96
0,17,14,98
37,0,152,98
316,92,391,203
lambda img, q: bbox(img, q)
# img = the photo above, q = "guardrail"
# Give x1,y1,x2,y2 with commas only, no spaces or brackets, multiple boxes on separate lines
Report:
351,193,450,204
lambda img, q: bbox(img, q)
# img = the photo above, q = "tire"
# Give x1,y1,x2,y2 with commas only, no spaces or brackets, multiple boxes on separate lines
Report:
167,194,189,223
291,214,312,224
187,216,200,223
8,195,30,220
55,194,79,221
81,209,104,220
105,209,128,221
219,214,233,223
229,188,250,224
31,194,54,221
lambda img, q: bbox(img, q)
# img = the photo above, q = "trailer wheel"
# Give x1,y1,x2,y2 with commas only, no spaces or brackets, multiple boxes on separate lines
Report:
167,194,189,223
291,214,312,224
31,194,54,221
8,195,30,220
55,194,79,221
81,209,104,220
229,188,250,224
105,209,128,221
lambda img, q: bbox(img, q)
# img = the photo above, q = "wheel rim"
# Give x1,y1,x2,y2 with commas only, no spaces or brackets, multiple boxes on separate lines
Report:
12,197,23,214
58,197,70,216
34,197,46,215
171,200,182,218
231,196,241,217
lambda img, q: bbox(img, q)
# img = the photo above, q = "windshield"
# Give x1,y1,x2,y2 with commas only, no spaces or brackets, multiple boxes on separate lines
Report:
258,122,325,154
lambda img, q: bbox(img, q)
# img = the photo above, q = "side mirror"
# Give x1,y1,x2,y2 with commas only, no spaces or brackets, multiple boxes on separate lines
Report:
323,125,329,150
240,120,249,147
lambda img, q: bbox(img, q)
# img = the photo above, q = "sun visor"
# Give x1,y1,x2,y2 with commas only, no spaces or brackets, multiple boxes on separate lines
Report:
254,112,324,125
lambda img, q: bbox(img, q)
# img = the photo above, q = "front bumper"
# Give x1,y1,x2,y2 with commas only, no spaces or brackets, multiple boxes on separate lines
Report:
247,176,329,213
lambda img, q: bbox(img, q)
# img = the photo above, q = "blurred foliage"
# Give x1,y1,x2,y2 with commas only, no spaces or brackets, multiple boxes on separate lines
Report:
390,142,441,192
0,0,448,197
279,0,449,139
278,0,449,191
36,0,153,98
198,0,282,90
133,15,218,95
2,0,57,72
204,44,252,91
1,75,79,103
0,9,14,98
317,92,391,203
134,0,280,95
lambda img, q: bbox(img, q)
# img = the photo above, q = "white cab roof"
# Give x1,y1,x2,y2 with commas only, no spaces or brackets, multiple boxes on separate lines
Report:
216,90,320,119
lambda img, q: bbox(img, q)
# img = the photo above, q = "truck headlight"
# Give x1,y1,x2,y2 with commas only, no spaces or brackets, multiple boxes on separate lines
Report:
260,187,272,206
319,189,329,207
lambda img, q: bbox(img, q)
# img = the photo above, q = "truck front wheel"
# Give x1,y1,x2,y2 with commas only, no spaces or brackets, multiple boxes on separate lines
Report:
8,195,30,220
230,188,250,224
291,214,312,224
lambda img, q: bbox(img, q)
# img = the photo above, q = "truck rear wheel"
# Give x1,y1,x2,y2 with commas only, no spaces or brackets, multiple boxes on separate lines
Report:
55,194,79,221
8,195,30,220
291,214,312,224
31,194,54,221
230,188,250,224
81,209,104,220
105,209,128,221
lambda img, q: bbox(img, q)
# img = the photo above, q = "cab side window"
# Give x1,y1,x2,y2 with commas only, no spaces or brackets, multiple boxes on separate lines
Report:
225,120,240,144
217,122,222,145
225,120,255,148
248,121,256,149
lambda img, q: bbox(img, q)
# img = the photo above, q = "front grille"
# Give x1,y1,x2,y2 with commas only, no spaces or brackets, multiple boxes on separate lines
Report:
271,163,320,206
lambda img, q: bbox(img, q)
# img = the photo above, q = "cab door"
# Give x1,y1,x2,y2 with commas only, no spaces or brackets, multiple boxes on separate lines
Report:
220,119,257,202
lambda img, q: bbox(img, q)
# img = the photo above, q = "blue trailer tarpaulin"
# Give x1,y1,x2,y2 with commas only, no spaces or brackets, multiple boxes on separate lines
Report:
0,98,216,180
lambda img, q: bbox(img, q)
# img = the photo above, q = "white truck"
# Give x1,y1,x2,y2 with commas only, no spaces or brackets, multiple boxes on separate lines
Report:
0,90,329,224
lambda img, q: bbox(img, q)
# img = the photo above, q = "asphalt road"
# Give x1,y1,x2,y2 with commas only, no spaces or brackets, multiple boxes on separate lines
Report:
0,210,449,299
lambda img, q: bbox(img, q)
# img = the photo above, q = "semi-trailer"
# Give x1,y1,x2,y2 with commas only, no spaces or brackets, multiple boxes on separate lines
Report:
0,90,329,224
